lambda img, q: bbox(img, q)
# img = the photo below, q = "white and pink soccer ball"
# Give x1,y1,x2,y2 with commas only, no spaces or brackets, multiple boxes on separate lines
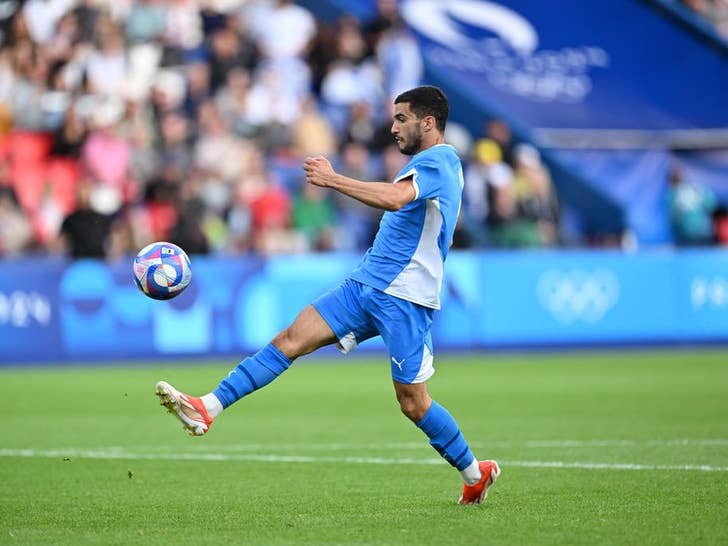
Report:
133,242,192,300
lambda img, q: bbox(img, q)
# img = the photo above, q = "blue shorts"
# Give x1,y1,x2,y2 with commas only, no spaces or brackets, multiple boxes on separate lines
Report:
312,278,435,384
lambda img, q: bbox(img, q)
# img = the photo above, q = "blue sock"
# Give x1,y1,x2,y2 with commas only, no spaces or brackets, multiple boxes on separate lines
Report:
417,401,476,471
213,343,292,408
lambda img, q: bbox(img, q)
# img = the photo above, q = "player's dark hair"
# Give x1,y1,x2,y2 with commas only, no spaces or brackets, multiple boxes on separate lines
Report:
394,86,449,133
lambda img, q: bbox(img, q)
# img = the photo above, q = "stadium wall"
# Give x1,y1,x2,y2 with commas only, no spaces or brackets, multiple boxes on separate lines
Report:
1,250,727,364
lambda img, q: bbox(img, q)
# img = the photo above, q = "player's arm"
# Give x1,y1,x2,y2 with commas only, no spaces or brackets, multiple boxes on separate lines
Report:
303,156,415,211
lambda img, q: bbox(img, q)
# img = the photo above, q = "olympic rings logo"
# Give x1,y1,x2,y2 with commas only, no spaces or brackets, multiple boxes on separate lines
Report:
691,277,728,309
537,269,619,324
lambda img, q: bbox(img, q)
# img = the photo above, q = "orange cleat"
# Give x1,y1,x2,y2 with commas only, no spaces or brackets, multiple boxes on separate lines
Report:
155,381,213,436
458,460,500,505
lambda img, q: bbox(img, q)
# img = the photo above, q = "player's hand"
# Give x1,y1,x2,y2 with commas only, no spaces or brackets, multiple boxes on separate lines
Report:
303,156,335,187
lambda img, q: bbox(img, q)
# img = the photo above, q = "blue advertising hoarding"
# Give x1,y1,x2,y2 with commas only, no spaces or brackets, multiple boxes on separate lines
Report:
1,250,727,363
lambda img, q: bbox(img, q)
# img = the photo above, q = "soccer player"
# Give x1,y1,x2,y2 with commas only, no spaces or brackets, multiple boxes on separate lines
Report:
156,86,500,505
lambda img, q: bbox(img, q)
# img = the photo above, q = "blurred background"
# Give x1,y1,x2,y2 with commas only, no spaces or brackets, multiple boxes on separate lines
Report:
0,0,726,362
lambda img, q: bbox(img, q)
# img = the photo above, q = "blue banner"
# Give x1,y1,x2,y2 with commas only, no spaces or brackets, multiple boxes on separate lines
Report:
551,149,728,245
1,250,728,363
400,0,728,144
552,149,673,244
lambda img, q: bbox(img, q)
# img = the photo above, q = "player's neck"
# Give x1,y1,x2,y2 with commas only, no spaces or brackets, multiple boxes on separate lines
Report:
415,133,446,154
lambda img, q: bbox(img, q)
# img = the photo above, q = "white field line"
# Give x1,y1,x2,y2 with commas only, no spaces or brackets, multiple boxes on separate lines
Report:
521,439,728,448
94,438,728,452
1,448,727,472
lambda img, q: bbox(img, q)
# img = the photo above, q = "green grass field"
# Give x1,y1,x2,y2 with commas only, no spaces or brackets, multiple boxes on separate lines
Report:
1,350,728,545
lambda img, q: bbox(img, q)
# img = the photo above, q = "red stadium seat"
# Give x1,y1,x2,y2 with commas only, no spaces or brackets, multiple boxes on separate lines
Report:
0,134,11,162
47,157,81,214
10,161,47,213
8,132,52,165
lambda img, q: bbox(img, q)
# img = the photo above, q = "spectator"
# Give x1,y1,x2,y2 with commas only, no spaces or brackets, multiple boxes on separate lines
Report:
208,23,257,93
680,0,728,38
291,95,337,157
199,1,228,37
306,21,338,94
194,99,254,183
45,12,81,63
182,59,212,118
72,0,103,42
56,179,113,258
485,119,514,166
81,97,135,208
169,197,210,255
464,139,503,225
125,0,167,44
36,181,65,245
22,0,75,46
249,0,315,61
163,0,203,51
245,58,310,148
463,138,513,246
0,186,32,256
292,182,337,251
380,141,408,180
214,66,251,134
225,183,252,253
85,21,127,96
511,144,559,247
320,16,383,133
712,205,728,245
365,0,400,47
150,69,187,113
344,99,397,151
668,165,717,246
375,17,422,100
3,39,47,130
124,97,161,187
50,102,87,157
487,180,528,248
233,148,301,255
331,141,381,250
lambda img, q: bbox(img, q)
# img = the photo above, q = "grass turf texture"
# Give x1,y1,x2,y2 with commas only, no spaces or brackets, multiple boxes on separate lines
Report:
1,350,728,545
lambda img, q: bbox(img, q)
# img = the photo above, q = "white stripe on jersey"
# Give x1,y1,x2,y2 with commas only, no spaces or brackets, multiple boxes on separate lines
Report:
394,167,420,198
383,197,444,309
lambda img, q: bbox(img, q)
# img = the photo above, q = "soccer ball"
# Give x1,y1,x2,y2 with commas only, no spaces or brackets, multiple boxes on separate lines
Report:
133,242,192,300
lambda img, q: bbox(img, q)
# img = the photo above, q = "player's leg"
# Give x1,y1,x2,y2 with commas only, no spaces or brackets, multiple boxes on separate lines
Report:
210,304,338,409
368,290,499,504
157,304,336,435
157,279,373,435
393,380,477,473
213,279,376,409
393,380,500,504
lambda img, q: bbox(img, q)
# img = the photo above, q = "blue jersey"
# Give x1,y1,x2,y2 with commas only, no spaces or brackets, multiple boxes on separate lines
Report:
350,144,464,309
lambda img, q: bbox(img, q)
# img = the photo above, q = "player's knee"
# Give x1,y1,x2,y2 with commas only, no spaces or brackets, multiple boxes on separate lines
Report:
399,399,419,422
272,328,303,360
396,390,429,423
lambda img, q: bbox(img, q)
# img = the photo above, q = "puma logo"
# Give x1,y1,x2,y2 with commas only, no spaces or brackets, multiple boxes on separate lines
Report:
391,356,405,372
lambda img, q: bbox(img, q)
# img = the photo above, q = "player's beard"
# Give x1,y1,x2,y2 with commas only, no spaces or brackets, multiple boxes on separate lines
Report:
398,127,423,156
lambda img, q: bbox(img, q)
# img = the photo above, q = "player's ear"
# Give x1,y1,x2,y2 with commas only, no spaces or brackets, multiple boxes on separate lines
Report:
422,115,436,133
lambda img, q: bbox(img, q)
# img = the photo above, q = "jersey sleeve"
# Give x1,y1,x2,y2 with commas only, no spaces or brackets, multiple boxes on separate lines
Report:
393,158,442,200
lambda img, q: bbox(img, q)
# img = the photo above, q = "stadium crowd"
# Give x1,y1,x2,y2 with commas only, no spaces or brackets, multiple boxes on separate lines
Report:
2,0,723,259
678,0,728,37
0,0,568,259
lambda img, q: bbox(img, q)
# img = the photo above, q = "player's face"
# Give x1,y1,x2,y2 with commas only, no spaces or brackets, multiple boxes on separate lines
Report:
391,102,423,156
